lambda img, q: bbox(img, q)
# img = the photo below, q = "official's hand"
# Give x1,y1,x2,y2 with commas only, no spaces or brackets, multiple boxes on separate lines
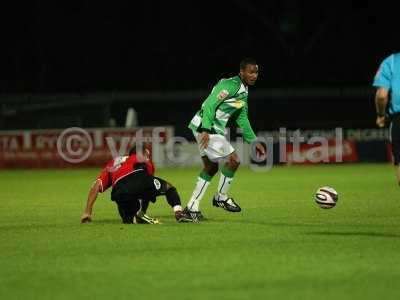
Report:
255,142,266,157
199,132,210,149
376,116,386,128
80,213,92,223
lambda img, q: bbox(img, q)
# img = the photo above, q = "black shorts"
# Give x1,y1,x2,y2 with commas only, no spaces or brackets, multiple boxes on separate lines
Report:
390,114,400,165
111,171,169,223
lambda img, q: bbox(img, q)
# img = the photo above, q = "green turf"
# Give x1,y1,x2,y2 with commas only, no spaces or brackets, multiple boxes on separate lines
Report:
1,164,400,300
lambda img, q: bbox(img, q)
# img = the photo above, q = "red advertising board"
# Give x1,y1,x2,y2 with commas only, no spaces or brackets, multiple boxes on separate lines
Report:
0,127,172,168
285,139,358,164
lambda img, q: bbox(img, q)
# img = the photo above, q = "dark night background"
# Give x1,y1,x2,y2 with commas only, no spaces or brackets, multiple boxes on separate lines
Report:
0,1,398,132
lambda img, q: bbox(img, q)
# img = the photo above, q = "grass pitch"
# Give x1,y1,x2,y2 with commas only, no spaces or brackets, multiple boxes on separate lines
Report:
0,164,400,300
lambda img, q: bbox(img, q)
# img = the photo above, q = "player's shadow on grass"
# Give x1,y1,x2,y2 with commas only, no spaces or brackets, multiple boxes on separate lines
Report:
305,231,400,238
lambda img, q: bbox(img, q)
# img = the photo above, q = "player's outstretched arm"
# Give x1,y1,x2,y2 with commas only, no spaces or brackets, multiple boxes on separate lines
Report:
199,132,210,149
236,105,265,156
81,180,102,223
373,55,392,128
375,87,389,128
235,105,257,143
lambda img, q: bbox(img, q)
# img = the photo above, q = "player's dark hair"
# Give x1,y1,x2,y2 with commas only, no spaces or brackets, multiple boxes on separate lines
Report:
128,146,137,156
240,57,257,70
129,143,149,156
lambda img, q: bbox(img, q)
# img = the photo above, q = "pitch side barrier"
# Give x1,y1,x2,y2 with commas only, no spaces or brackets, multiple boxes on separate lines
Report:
0,127,391,169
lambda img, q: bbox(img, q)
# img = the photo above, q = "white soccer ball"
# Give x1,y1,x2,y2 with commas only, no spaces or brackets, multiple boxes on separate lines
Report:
314,186,338,209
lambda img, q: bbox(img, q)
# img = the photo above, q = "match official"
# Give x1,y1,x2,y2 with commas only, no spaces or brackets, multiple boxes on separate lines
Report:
373,52,400,185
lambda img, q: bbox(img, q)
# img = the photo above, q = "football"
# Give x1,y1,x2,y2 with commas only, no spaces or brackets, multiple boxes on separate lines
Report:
314,186,338,209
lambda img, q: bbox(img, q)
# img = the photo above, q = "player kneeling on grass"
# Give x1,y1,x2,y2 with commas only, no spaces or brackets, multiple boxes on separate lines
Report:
80,145,191,224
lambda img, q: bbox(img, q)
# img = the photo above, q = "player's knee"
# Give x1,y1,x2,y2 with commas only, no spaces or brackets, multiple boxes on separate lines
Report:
209,164,219,176
122,218,134,224
228,156,240,170
204,164,219,176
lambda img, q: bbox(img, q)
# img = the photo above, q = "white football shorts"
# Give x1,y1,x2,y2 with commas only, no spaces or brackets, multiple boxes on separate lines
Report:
192,130,235,162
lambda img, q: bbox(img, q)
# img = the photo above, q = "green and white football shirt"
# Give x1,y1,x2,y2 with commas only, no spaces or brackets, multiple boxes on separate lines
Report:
188,75,257,143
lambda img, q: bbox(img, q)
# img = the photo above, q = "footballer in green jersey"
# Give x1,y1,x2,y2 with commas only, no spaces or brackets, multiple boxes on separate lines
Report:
183,58,265,221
